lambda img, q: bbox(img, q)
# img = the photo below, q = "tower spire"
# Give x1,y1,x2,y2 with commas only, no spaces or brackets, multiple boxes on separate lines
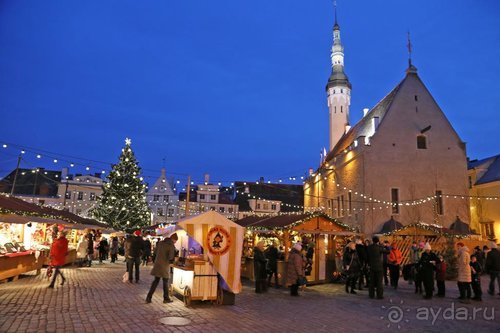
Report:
406,31,418,74
334,0,338,26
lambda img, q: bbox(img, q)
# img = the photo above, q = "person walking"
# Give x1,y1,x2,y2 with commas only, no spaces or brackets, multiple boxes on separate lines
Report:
382,240,391,286
470,254,483,301
125,230,145,283
76,235,88,267
48,231,68,288
110,236,119,263
146,233,178,304
286,243,304,296
388,242,402,289
253,241,268,293
407,242,420,286
486,241,500,295
265,242,280,288
355,238,368,290
366,236,388,299
98,237,109,263
419,242,438,299
435,255,447,297
86,233,94,267
343,242,361,294
142,237,152,266
456,242,472,303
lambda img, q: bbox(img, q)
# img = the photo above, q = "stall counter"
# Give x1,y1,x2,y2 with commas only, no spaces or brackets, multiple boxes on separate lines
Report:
0,251,45,281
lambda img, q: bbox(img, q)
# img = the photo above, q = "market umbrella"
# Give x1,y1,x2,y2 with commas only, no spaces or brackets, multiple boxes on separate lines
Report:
177,211,244,294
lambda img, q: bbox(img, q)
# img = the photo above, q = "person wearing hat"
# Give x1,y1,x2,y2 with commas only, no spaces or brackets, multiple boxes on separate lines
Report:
125,230,145,283
286,243,304,296
419,242,438,299
146,233,178,303
456,242,472,303
485,241,500,295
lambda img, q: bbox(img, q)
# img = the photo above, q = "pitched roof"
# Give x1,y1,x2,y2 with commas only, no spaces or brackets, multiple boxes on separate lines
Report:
233,182,303,212
0,168,61,196
325,77,404,160
469,155,500,185
379,216,403,233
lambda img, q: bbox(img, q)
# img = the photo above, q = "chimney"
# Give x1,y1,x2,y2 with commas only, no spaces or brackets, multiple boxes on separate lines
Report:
363,108,369,117
161,168,166,178
204,173,210,184
61,167,69,180
309,168,314,176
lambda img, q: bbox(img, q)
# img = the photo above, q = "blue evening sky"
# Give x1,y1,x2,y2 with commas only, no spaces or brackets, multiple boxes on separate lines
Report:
0,0,499,186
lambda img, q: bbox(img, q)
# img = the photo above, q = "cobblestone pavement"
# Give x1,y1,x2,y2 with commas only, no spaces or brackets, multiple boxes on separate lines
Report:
0,261,498,333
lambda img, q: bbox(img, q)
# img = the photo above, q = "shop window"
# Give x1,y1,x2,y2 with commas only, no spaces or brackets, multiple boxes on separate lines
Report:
157,208,164,216
482,222,495,240
391,188,399,214
167,208,174,217
219,207,225,213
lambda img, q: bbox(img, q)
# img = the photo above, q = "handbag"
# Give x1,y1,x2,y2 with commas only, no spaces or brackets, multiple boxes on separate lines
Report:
297,276,307,286
122,272,129,283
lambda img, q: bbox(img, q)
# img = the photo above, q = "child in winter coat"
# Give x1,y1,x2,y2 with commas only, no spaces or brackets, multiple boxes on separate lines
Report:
470,255,483,301
435,255,447,297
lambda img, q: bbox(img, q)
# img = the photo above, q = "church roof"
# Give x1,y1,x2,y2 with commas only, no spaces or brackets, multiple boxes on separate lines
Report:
325,75,404,160
469,155,500,185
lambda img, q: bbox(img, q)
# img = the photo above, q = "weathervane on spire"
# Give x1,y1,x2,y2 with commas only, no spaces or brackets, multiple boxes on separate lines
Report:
334,0,338,24
407,31,413,67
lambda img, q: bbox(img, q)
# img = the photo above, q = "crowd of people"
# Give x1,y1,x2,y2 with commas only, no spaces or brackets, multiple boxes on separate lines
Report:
252,236,500,301
336,236,500,303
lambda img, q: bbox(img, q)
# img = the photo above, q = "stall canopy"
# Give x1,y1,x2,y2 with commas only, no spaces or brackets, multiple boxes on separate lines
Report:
379,216,404,234
449,216,475,235
177,211,244,294
237,213,356,235
0,194,110,230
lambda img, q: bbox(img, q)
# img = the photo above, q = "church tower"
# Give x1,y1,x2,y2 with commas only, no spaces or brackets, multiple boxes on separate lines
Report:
326,6,351,152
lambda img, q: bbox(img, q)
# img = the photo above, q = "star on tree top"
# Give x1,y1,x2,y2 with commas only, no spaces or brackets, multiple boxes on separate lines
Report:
125,137,132,146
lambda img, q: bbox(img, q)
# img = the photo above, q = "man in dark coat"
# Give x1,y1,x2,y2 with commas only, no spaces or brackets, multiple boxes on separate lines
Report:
253,241,268,293
486,242,500,295
366,236,388,299
355,238,368,290
343,242,361,294
125,230,145,283
146,233,177,303
265,242,280,288
419,242,438,299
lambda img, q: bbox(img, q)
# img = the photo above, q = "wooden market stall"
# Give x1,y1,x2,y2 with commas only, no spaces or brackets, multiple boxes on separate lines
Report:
0,194,109,282
172,211,244,306
237,213,357,285
377,220,487,266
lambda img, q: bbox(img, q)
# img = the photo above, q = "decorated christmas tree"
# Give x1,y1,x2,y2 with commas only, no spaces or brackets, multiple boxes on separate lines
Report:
92,138,151,230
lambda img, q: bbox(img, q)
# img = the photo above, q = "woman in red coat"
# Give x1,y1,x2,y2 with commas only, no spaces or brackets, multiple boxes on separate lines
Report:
48,231,69,288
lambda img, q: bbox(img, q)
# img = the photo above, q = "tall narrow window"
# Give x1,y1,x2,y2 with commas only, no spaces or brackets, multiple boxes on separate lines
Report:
417,135,427,149
341,195,345,217
348,192,352,215
391,188,399,214
435,190,444,215
337,197,341,217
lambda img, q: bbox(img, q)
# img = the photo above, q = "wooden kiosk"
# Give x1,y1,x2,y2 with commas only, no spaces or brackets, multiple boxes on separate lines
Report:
172,211,244,306
237,213,356,285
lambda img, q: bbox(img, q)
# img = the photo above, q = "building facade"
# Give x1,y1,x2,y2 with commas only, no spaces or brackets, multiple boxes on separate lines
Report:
147,168,180,225
468,155,500,240
304,15,470,235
